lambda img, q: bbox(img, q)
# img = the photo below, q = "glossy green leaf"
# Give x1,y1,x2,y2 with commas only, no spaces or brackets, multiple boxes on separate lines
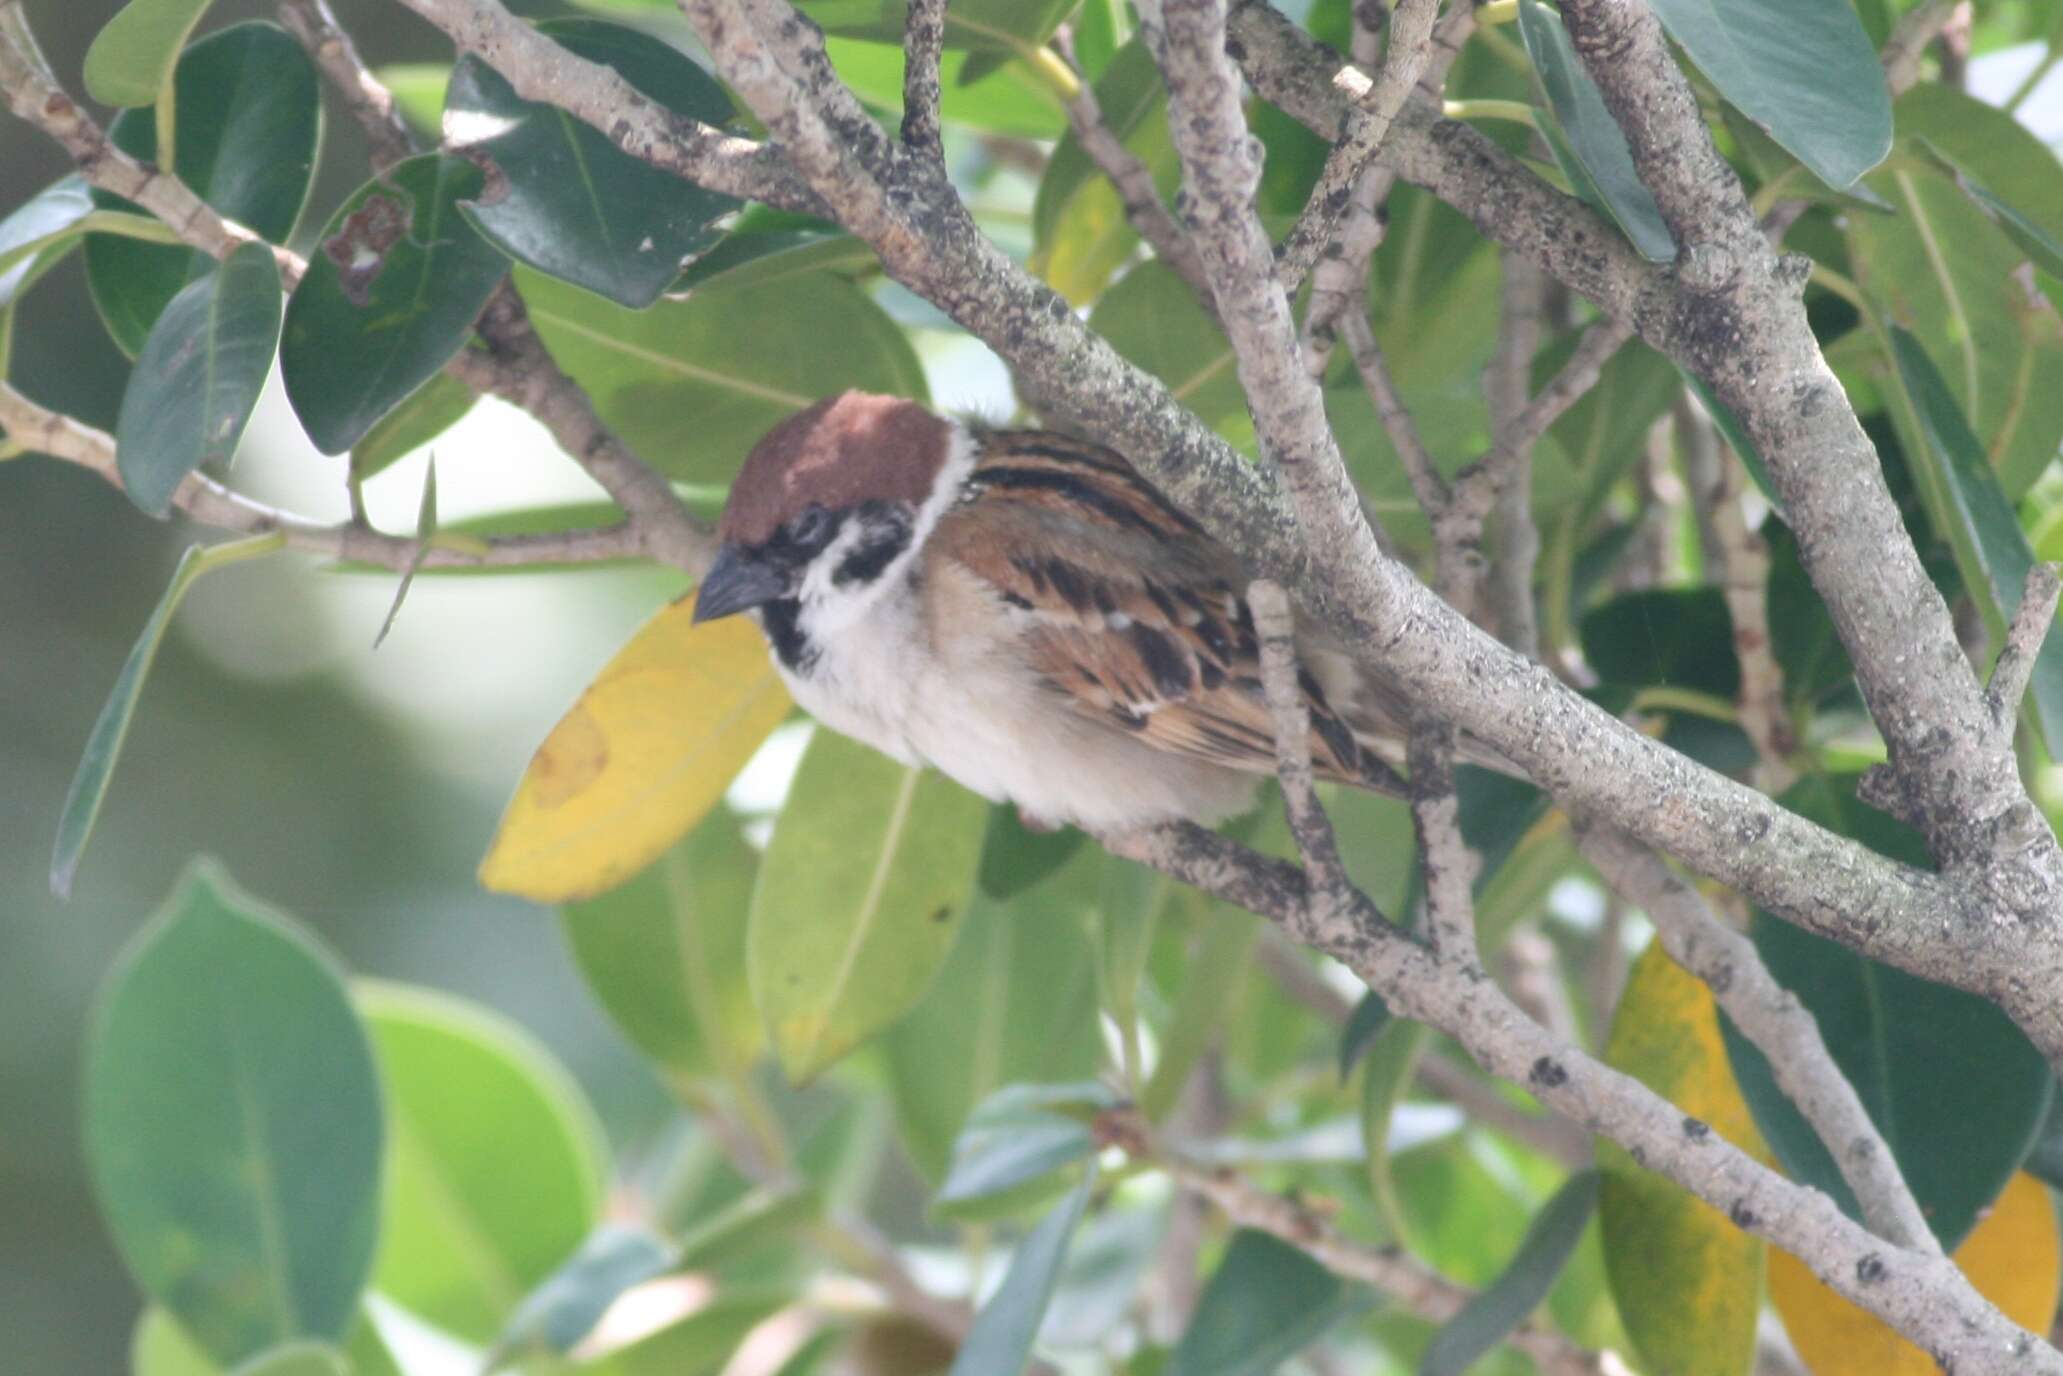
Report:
884,843,1103,1180
517,265,927,484
1089,261,1246,444
82,0,212,106
86,24,320,358
489,1224,674,1363
446,19,738,309
1648,0,1890,188
1884,329,2063,753
1721,775,2053,1250
748,730,989,1082
1517,0,1674,262
0,176,91,284
1032,39,1177,302
1896,84,2063,263
675,228,878,296
1169,1229,1370,1376
560,810,763,1084
359,981,607,1343
824,37,1067,139
351,372,477,481
948,1169,1097,1376
85,862,382,1365
115,241,281,517
1419,1171,1598,1376
52,534,283,898
1853,163,2063,501
282,154,507,453
936,1082,1118,1211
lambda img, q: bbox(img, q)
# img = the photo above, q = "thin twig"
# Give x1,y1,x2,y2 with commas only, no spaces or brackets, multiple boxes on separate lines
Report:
276,0,414,168
1985,564,2063,731
1249,579,1354,912
1481,252,1546,655
1407,719,1479,964
1577,827,1939,1255
898,0,947,154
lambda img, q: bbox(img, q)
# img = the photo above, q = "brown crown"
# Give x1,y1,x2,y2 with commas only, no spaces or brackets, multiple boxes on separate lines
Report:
717,391,952,547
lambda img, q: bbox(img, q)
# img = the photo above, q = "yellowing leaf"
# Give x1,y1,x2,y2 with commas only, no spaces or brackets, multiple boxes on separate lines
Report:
480,604,791,902
1772,1171,2061,1376
1598,941,1765,1376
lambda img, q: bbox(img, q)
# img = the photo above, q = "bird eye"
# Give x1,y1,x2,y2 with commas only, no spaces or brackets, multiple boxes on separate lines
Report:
790,506,836,549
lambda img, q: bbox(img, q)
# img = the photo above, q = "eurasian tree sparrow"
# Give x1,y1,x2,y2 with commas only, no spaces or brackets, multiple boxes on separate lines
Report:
693,390,1439,833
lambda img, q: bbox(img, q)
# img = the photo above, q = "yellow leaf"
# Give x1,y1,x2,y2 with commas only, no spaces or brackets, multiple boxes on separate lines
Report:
1772,1171,2061,1375
1598,941,1766,1376
479,603,791,902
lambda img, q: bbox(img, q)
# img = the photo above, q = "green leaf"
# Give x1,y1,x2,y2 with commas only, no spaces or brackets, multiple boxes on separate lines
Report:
1169,1229,1370,1376
83,0,213,106
1684,373,1776,501
1517,0,1674,262
1096,853,1172,1084
747,731,989,1082
1338,988,1392,1081
1765,520,1854,711
936,1082,1118,1212
85,23,320,358
824,38,1067,140
1032,39,1177,303
1895,84,2063,265
489,1224,674,1362
446,19,738,309
133,1309,221,1376
517,265,928,484
85,862,383,1365
800,0,1077,55
115,240,281,517
1089,260,1246,444
227,1344,348,1376
1418,1171,1599,1376
359,980,608,1343
948,1169,1098,1376
675,228,878,296
52,534,282,897
560,810,763,1084
1721,775,2054,1250
1140,904,1260,1119
1358,1020,1432,1244
977,802,1089,900
884,842,1103,1181
281,154,509,454
351,372,477,481
0,176,92,286
1580,587,1740,697
376,63,449,139
1884,328,2063,753
673,1179,820,1269
1648,0,1891,188
1855,163,2063,500
578,1291,790,1376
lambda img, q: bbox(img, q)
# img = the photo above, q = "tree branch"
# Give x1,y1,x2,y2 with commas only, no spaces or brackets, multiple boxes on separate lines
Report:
897,0,946,155
1985,564,2062,731
1249,579,1356,913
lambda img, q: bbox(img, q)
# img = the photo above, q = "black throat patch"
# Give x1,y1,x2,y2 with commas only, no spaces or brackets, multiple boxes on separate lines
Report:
757,598,817,675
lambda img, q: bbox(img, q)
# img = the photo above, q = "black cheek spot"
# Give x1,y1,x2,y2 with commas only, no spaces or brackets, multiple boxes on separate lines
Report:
758,598,818,674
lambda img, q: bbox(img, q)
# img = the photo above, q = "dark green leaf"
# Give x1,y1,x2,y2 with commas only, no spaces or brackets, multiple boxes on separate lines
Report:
85,862,383,1364
1418,1171,1599,1376
1089,260,1244,442
1720,775,2053,1249
1885,328,2063,752
52,535,282,897
1517,0,1674,262
490,1224,674,1362
82,0,213,106
86,24,320,357
1765,520,1853,710
1684,374,1776,502
936,1082,1119,1211
2023,1092,2063,1193
116,240,281,517
447,19,738,309
674,228,877,295
1580,587,1739,697
281,154,509,454
351,372,476,481
947,1169,1097,1376
979,802,1089,900
1169,1229,1371,1376
1649,0,1890,188
1338,989,1392,1081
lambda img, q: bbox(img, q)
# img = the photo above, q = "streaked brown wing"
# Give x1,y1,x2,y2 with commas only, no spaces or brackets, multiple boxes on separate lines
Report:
931,429,1399,793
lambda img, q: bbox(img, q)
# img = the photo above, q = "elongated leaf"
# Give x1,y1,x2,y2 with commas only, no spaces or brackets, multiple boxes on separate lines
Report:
1723,775,2052,1250
1647,0,1890,189
1141,906,1260,1119
0,176,91,283
1599,942,1763,1376
480,601,793,903
675,228,877,296
116,241,281,517
52,534,282,897
1089,261,1245,443
85,862,383,1365
560,810,763,1082
1420,1172,1599,1376
86,24,319,357
282,155,508,453
1096,853,1171,1082
351,372,476,481
489,1224,673,1363
1517,0,1673,262
1358,1019,1431,1245
447,19,738,308
748,729,989,1081
948,1170,1097,1376
1169,1229,1371,1376
885,841,1103,1180
1771,1171,2060,1376
517,266,927,484
936,1083,1119,1211
1883,330,2063,753
1896,84,2063,262
1765,521,1854,713
673,1179,819,1269
83,0,213,106
360,981,607,1343
1032,39,1178,302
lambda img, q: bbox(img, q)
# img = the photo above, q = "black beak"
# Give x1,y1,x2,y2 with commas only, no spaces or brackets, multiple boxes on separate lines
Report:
693,544,790,623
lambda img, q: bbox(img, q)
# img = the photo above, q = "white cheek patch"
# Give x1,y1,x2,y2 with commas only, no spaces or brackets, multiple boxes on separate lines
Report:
798,521,869,608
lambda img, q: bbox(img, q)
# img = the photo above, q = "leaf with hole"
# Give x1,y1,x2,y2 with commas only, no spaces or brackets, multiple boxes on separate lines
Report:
85,862,383,1365
748,729,988,1082
85,23,319,358
115,240,281,517
446,19,738,309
